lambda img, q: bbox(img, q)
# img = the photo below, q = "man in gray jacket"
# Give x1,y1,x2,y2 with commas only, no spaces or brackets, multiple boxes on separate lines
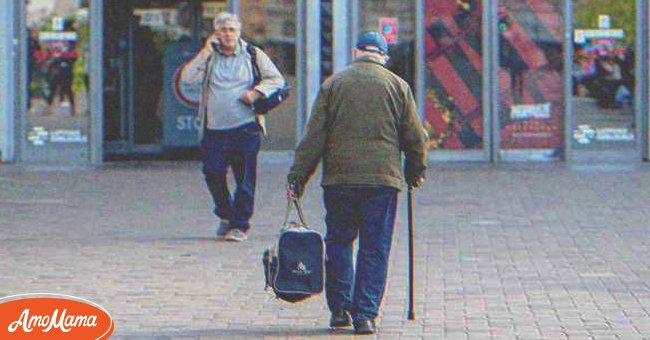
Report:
182,12,284,242
287,32,428,335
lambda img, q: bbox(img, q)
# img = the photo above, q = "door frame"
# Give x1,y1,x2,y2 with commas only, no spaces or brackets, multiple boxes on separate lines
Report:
564,0,648,163
0,0,17,162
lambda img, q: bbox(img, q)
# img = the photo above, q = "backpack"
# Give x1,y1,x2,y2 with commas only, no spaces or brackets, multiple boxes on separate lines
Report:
246,44,290,114
262,198,324,303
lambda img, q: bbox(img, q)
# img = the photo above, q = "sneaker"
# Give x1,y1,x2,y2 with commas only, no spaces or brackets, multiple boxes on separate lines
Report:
216,220,230,237
329,309,351,328
223,229,247,242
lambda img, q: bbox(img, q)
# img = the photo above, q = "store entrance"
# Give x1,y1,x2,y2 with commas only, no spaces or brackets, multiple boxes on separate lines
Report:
102,0,297,158
103,0,205,156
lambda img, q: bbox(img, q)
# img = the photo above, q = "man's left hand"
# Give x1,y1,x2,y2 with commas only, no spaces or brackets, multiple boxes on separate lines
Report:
286,173,305,199
239,90,262,105
409,176,425,188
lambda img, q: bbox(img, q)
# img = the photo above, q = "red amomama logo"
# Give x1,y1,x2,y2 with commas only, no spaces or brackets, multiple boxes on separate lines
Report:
0,293,114,339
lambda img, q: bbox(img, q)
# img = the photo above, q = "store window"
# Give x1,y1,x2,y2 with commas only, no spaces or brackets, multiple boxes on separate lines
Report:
497,0,565,156
571,0,636,153
25,0,90,163
424,0,484,151
102,0,295,154
103,0,211,154
361,0,416,87
240,0,297,150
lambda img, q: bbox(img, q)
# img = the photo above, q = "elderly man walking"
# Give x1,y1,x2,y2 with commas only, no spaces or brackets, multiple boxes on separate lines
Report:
182,12,285,242
287,32,428,335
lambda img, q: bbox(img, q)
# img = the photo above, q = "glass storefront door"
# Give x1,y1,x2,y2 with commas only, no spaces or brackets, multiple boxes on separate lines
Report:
424,0,485,155
571,0,638,159
497,0,565,160
240,0,298,150
103,0,205,155
101,0,297,155
24,0,91,164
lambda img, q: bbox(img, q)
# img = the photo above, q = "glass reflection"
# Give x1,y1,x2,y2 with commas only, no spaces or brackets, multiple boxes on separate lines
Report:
26,0,90,161
572,0,636,149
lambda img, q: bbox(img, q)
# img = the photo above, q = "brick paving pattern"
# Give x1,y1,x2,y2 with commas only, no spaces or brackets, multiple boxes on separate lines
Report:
2,159,650,339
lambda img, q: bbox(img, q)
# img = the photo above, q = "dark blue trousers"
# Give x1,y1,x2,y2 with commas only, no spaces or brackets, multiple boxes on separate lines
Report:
323,185,398,322
201,122,261,232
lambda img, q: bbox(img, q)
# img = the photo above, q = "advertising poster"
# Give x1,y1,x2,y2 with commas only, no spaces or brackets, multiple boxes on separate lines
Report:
162,40,202,147
497,0,564,150
424,0,484,150
424,0,564,151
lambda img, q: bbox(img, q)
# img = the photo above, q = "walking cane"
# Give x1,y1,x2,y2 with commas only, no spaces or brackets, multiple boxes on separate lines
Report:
407,185,415,320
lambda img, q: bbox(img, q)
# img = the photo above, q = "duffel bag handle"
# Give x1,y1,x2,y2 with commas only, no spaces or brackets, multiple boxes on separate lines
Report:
282,197,309,229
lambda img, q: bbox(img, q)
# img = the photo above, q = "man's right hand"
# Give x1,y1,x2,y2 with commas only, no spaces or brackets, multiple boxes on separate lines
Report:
204,33,219,52
406,170,426,188
408,176,425,188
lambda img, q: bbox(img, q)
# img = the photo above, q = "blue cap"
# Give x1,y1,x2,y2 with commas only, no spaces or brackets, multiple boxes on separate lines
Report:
356,31,389,55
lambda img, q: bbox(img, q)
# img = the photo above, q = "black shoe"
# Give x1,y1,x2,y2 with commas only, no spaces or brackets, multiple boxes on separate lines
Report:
353,319,376,335
329,309,351,328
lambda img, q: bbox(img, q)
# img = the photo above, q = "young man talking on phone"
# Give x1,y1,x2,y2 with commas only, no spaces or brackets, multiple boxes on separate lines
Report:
181,12,285,242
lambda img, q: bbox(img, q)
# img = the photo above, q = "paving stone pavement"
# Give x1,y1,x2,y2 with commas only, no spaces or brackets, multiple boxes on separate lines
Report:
2,159,650,339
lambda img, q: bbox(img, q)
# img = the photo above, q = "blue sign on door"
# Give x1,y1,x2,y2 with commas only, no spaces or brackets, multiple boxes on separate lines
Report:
162,40,202,147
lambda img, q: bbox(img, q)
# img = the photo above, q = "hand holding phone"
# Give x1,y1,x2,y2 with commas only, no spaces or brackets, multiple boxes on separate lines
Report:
204,33,219,52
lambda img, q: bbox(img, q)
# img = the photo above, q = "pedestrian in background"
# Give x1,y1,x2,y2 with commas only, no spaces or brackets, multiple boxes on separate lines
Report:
181,12,285,242
46,51,76,115
287,32,428,335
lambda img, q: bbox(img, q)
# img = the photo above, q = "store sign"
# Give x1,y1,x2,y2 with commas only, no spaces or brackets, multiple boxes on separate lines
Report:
51,16,65,31
38,32,78,61
172,68,201,108
574,29,624,44
162,41,202,147
50,130,88,143
39,32,77,41
510,103,551,120
133,9,166,27
133,9,179,27
598,15,611,29
378,17,398,44
27,127,49,146
596,128,634,141
28,127,88,145
574,125,634,143
203,1,228,19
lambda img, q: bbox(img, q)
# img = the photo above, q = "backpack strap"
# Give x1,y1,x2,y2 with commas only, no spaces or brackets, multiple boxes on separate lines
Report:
246,43,262,86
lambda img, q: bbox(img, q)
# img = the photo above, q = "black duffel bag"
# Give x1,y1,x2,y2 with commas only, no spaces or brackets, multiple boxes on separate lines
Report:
247,44,290,115
262,198,324,303
252,86,290,114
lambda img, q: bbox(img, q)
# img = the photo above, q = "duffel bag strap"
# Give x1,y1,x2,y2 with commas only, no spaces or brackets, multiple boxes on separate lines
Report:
282,197,309,229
